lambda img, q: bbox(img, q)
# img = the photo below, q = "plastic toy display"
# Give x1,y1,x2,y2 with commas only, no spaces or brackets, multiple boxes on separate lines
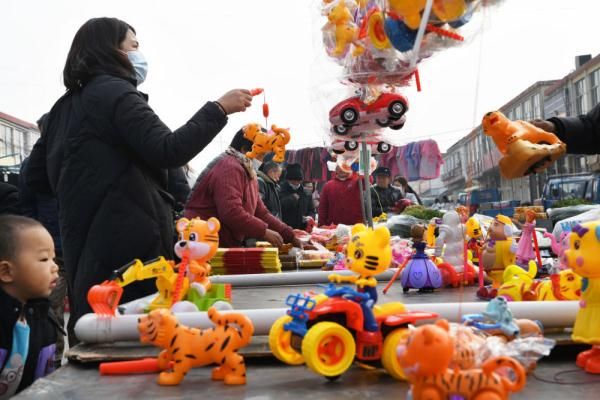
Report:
478,214,517,298
87,217,229,316
399,225,442,292
398,319,526,400
269,283,437,380
329,91,408,135
482,111,566,179
433,210,465,272
544,231,570,270
138,307,254,385
243,123,291,163
566,222,600,374
497,261,581,302
462,297,543,340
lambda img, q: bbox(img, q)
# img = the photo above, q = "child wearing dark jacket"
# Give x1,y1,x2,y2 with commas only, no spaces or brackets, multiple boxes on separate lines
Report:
0,215,60,398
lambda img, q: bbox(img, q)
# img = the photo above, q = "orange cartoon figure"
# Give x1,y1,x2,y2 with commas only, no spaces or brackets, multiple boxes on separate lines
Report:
243,123,291,163
397,319,526,400
482,111,566,179
138,307,253,385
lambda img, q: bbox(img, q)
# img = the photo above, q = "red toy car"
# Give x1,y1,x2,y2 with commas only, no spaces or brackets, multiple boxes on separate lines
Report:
330,137,393,154
269,284,437,381
329,92,409,135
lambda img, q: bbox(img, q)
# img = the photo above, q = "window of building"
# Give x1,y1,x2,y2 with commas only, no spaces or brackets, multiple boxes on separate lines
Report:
0,125,6,157
591,69,600,107
532,94,541,119
564,87,571,115
508,110,514,120
575,78,588,114
514,104,523,120
523,99,532,120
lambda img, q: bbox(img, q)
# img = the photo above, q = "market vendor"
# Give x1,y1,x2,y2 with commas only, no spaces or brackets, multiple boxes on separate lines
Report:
185,128,302,248
370,167,403,217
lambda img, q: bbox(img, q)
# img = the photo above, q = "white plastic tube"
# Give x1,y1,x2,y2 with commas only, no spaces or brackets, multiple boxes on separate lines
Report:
210,269,400,287
75,301,579,344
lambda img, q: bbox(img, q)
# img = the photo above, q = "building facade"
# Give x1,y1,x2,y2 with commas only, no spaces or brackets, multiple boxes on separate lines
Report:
0,111,40,184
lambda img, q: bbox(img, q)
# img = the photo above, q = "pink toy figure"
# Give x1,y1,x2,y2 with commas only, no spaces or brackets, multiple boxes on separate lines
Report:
516,210,536,268
434,211,465,273
544,231,570,271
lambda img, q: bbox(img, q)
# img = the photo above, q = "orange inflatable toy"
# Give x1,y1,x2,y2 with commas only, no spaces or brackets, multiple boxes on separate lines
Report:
398,319,527,400
243,123,291,163
482,111,566,179
138,307,254,386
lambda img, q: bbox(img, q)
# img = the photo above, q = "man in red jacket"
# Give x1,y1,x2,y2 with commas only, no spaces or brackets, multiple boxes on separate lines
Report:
318,165,364,226
185,128,300,248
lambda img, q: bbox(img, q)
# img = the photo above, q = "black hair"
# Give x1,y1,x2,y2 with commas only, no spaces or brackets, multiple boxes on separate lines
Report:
63,17,135,90
0,215,43,262
230,128,254,153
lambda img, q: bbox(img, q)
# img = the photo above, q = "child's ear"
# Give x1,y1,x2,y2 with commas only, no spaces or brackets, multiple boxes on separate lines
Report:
0,261,15,283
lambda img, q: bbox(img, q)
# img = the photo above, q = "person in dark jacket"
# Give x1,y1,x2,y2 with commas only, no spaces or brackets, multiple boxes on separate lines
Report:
257,162,282,218
393,176,422,205
371,167,403,217
24,18,251,342
530,102,600,154
279,163,315,230
0,215,61,397
167,167,191,213
185,129,301,248
0,182,19,215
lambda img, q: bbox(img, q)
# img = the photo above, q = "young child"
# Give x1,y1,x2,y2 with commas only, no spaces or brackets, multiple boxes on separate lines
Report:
0,215,60,398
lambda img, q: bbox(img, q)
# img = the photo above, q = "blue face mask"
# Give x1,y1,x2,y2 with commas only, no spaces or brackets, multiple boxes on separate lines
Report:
127,51,148,85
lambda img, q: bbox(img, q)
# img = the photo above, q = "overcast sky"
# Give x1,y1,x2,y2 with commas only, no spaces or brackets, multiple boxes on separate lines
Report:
1,0,599,174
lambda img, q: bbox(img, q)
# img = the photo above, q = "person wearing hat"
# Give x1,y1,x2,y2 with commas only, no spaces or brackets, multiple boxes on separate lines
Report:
257,162,283,219
279,163,315,230
370,167,403,217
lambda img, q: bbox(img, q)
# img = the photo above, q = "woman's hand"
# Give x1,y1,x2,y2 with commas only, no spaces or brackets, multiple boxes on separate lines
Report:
216,89,253,115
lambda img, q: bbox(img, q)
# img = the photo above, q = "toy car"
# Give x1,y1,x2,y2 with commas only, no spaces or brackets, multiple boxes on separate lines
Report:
269,283,437,381
330,138,393,155
329,92,408,135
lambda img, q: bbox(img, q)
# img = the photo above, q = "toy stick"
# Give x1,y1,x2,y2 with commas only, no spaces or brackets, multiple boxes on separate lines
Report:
99,358,173,375
383,257,410,294
425,24,464,41
171,254,189,307
414,68,422,92
249,88,264,96
478,247,484,289
532,229,542,269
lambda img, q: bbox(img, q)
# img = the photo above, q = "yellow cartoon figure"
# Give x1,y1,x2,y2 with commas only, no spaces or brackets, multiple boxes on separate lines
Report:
327,0,365,57
243,123,291,163
566,222,600,374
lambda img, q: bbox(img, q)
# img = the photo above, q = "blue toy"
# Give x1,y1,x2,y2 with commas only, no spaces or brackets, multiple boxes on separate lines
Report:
462,297,521,338
400,225,443,293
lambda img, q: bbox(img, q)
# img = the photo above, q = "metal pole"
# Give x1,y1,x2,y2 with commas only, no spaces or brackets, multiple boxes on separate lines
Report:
361,132,373,227
358,178,367,224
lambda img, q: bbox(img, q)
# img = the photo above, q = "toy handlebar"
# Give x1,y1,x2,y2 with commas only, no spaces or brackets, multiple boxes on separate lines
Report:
323,283,370,301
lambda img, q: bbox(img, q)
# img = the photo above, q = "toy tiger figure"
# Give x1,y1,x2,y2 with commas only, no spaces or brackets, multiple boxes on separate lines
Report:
138,307,254,385
398,319,526,400
174,217,220,296
243,123,291,163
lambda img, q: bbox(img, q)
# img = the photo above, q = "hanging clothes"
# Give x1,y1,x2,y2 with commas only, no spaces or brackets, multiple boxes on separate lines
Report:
419,139,443,179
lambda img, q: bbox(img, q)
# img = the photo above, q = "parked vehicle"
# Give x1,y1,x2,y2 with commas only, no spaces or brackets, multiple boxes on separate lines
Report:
540,173,600,210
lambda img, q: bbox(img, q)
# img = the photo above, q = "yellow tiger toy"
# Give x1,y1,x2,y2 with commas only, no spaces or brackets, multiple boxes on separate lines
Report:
328,223,392,290
173,217,220,297
138,307,254,386
398,319,526,400
243,123,291,163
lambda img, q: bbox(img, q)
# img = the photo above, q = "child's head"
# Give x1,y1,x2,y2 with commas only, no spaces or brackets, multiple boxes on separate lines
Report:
0,215,58,303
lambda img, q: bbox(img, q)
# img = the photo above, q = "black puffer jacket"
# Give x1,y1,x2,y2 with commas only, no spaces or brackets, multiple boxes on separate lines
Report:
279,181,314,229
549,102,600,154
26,74,227,333
0,182,19,215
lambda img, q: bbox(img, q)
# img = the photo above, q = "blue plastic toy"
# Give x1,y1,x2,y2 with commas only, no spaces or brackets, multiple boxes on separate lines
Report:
462,297,520,338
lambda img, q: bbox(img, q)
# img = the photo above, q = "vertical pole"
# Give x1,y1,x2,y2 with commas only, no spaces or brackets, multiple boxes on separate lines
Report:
361,132,373,228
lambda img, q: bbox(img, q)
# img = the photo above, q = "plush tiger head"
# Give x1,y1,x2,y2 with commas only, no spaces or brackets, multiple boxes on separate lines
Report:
345,224,391,277
174,217,220,263
566,222,600,279
243,123,290,162
465,216,482,240
397,319,453,376
138,308,176,348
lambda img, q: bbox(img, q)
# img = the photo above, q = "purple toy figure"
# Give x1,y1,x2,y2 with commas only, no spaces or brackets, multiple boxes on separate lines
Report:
515,209,537,269
401,225,443,292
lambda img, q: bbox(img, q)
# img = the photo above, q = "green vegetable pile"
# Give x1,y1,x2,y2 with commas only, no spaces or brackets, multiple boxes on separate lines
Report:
401,205,444,220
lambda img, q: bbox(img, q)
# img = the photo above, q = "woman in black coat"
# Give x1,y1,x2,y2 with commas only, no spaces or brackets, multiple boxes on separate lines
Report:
26,18,252,341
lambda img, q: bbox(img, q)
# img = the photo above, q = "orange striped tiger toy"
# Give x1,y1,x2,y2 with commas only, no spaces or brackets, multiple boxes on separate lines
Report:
243,123,291,163
138,307,254,385
398,319,526,400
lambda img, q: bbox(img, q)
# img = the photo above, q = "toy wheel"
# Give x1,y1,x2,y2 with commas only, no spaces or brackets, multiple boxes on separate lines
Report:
340,107,359,125
302,322,355,378
382,328,410,380
269,316,305,365
333,124,350,135
332,147,345,155
377,142,391,154
388,101,406,119
389,122,405,131
376,118,391,127
344,141,359,152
